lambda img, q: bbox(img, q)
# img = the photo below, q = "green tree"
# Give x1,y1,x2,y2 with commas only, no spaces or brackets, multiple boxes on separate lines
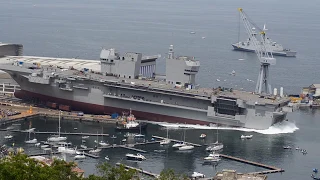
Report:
85,163,138,180
157,169,189,180
0,153,81,180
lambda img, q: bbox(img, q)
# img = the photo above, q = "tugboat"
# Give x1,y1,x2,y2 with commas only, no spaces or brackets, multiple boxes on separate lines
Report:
115,109,147,132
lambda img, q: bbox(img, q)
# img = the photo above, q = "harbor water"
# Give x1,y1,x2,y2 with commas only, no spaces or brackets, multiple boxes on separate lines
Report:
0,0,320,179
0,109,318,180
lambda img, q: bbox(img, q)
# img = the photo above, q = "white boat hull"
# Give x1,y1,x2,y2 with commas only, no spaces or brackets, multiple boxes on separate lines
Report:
178,145,194,150
25,138,38,144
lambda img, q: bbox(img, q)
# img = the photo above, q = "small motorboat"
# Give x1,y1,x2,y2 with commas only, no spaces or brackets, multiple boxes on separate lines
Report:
240,135,253,139
122,139,127,142
311,174,320,180
41,145,49,149
178,145,194,151
204,153,221,162
4,135,13,139
73,128,78,130
74,152,86,160
80,145,87,149
58,146,77,154
82,136,90,139
283,146,292,149
126,153,146,161
295,147,300,150
105,156,109,161
199,134,207,139
89,147,102,154
99,141,109,147
191,172,205,178
25,138,38,144
301,149,307,154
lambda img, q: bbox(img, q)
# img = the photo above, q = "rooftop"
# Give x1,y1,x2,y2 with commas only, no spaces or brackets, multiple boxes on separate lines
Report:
214,170,267,180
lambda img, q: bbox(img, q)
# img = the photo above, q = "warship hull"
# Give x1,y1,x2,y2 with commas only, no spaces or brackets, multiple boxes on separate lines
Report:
14,89,213,126
232,44,297,57
9,71,287,130
0,44,290,130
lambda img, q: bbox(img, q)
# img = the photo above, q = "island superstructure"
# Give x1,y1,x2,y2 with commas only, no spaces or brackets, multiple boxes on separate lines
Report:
0,45,290,129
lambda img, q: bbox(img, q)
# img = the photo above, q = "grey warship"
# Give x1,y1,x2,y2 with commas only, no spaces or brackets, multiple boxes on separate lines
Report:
0,45,290,130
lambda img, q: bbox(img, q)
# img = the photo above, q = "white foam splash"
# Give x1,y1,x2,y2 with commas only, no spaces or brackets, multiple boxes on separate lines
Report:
152,121,299,135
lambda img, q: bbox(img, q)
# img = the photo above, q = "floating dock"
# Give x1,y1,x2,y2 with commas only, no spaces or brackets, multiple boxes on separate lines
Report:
116,163,159,178
134,141,162,146
219,154,284,174
0,129,109,137
152,135,202,147
83,152,99,158
28,151,61,157
99,145,147,153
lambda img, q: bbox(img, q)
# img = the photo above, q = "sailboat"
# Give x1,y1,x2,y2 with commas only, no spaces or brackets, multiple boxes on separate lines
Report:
178,128,194,150
48,111,67,142
134,124,145,138
90,131,102,154
206,125,223,151
25,122,37,144
172,131,185,148
160,127,171,145
99,127,109,147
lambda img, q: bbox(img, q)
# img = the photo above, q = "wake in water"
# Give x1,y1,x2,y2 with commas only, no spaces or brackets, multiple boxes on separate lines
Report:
152,121,299,135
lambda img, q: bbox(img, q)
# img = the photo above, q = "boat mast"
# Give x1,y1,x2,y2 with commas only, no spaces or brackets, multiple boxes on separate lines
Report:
28,122,31,140
166,127,169,139
58,110,61,137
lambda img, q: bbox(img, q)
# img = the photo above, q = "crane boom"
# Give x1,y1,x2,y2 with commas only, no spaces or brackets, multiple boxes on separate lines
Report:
238,8,276,95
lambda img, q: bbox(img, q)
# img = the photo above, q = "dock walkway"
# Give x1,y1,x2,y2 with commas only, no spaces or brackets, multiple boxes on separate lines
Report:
0,129,109,137
219,154,284,174
116,163,159,178
99,145,147,153
152,135,202,147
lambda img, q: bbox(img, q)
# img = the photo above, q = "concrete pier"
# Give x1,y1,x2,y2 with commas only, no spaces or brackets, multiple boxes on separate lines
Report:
219,154,284,174
116,163,159,178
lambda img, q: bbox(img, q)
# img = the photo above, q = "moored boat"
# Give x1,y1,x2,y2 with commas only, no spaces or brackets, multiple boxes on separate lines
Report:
199,134,206,139
191,172,205,178
125,153,146,161
115,109,147,132
240,135,253,139
178,144,194,151
4,135,13,139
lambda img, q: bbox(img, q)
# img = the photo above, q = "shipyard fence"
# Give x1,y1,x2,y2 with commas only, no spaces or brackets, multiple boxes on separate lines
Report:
0,83,20,95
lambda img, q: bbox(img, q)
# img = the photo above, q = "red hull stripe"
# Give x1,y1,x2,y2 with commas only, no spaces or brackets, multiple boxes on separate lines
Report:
15,90,210,125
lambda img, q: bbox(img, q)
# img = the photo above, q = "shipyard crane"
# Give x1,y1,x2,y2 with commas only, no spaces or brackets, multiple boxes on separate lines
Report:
238,8,276,95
